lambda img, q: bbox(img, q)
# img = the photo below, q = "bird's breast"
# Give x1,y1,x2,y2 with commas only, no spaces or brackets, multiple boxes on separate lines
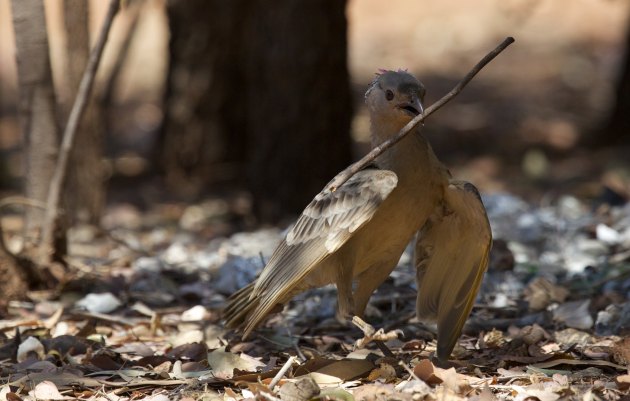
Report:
344,173,445,275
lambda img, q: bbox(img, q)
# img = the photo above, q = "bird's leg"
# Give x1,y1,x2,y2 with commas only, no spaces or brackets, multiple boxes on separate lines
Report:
351,261,404,351
335,263,355,324
353,261,397,317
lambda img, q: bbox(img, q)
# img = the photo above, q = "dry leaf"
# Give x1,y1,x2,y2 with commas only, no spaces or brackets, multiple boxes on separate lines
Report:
167,342,207,361
412,359,442,385
29,381,73,400
0,386,13,401
552,300,593,330
279,377,320,401
530,358,627,371
294,357,374,381
473,383,497,401
516,324,547,345
434,386,467,401
301,372,343,387
314,360,374,381
412,359,472,393
615,374,630,391
524,277,569,311
395,379,432,397
352,383,395,401
512,383,561,401
367,363,397,382
612,337,630,365
17,336,45,363
181,305,209,321
207,347,264,379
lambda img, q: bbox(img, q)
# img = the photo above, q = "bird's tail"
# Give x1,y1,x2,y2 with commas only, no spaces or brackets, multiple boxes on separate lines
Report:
223,283,260,337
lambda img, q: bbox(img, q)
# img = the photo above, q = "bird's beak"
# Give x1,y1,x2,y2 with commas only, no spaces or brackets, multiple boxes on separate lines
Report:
398,95,424,117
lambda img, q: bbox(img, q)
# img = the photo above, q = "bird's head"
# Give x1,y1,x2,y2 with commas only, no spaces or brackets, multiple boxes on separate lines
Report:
365,69,426,132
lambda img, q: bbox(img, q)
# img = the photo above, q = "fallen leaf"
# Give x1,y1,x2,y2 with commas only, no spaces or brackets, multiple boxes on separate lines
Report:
167,342,207,361
395,379,432,397
207,347,264,379
413,359,474,393
612,337,630,365
294,357,374,381
512,383,561,401
616,374,630,391
524,277,569,311
142,394,170,401
473,383,497,401
181,305,209,321
279,377,320,401
302,372,343,387
29,381,73,400
9,371,103,389
0,386,12,401
530,358,627,371
367,363,396,382
552,300,593,330
352,383,395,401
412,359,442,385
313,359,374,381
319,388,355,401
17,336,45,363
434,386,467,401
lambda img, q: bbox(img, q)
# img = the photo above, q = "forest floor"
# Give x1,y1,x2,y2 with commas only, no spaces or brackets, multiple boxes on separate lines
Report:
1,188,630,401
0,2,630,400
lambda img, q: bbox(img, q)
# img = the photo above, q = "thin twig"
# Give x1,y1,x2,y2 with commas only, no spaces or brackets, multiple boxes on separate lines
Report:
285,327,307,362
39,0,120,264
398,360,422,382
268,355,296,390
328,36,515,192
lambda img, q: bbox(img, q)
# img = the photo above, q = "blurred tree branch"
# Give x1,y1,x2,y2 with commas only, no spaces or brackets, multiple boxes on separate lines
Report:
40,0,120,265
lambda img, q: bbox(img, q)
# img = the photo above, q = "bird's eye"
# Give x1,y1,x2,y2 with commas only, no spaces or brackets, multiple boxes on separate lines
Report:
385,90,394,101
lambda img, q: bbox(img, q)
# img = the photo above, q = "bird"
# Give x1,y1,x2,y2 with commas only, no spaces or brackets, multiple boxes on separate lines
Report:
224,70,489,361
414,180,492,361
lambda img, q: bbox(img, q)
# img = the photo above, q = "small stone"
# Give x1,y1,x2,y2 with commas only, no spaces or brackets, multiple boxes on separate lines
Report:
76,292,122,313
181,305,209,321
596,223,621,245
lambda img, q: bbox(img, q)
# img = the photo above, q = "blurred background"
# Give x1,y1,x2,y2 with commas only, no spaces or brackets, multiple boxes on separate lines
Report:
1,0,629,227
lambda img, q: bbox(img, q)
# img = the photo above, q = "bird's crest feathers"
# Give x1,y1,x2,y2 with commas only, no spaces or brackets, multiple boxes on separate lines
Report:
365,68,412,99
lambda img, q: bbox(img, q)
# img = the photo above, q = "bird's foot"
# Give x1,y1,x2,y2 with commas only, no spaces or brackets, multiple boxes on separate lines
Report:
352,316,403,349
335,309,354,327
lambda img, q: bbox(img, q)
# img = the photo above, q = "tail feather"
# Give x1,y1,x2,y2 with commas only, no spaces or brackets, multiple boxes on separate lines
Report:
223,283,260,335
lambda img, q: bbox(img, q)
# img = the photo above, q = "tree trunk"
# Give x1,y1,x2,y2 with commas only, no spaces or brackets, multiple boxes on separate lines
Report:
63,0,105,225
160,0,353,222
589,10,630,147
10,0,60,244
243,1,353,222
159,0,248,198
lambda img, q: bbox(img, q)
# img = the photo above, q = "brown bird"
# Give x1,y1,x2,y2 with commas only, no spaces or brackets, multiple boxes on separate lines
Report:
224,70,489,360
415,180,492,360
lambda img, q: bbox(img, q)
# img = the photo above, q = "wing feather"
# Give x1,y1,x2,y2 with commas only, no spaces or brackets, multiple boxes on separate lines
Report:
237,169,398,336
414,180,492,361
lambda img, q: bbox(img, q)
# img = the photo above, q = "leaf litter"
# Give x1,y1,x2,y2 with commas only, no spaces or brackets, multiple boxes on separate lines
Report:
1,194,630,400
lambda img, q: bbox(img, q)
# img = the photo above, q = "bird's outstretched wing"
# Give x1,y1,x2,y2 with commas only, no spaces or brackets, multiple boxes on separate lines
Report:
231,169,398,337
415,180,492,361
